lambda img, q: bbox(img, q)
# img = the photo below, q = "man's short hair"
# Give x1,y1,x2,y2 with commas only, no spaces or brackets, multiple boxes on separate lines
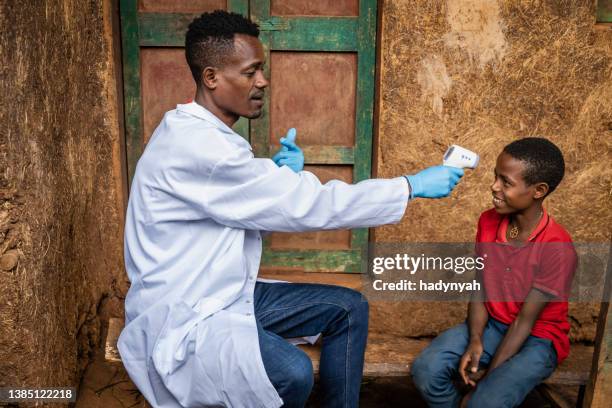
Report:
185,10,260,84
503,137,565,195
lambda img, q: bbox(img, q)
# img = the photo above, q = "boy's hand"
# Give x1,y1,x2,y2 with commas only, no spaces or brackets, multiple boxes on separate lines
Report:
459,339,484,386
460,389,475,408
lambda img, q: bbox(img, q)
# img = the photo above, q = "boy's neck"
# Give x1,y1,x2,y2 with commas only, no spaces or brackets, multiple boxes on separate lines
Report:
511,202,544,234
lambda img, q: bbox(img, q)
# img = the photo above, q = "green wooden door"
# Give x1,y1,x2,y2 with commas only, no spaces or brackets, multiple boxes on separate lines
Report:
119,0,377,274
598,0,612,22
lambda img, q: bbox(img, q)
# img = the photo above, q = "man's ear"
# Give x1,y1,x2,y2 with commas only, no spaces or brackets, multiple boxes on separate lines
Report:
533,182,549,199
201,66,218,90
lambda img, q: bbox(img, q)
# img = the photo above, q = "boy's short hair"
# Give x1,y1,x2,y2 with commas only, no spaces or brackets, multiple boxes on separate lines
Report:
503,137,565,195
185,10,260,85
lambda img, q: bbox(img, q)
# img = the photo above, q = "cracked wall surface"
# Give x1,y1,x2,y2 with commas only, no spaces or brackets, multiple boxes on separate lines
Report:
0,0,126,391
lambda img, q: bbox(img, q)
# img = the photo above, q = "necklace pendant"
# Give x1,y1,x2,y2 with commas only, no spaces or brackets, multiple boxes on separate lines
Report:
509,225,519,239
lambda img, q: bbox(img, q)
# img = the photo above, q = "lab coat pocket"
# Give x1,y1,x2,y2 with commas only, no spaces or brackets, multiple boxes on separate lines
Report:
210,311,282,408
152,300,226,407
151,301,201,379
192,321,226,405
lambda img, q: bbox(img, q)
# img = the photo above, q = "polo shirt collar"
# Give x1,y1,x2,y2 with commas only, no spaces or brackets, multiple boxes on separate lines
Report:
496,208,549,243
176,101,252,151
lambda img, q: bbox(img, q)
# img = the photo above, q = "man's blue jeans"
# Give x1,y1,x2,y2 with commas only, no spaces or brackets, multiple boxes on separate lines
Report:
254,282,369,408
411,318,557,408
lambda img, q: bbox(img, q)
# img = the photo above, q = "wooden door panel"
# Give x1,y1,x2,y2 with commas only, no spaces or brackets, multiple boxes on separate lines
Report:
250,0,376,273
140,48,194,144
270,231,351,250
121,0,375,273
269,52,357,148
139,0,226,13
121,0,248,181
271,0,359,17
269,165,353,250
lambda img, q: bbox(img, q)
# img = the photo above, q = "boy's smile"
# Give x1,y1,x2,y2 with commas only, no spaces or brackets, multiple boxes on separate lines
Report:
491,152,545,215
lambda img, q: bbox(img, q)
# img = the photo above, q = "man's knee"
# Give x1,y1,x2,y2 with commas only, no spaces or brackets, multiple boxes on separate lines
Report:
335,286,369,320
350,291,369,326
340,288,369,341
276,351,314,407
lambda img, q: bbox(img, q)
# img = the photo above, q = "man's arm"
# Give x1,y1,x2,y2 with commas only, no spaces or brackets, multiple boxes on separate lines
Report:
187,146,461,232
485,288,551,373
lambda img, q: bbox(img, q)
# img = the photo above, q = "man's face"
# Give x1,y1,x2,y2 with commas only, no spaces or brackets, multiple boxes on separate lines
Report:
490,152,538,214
212,34,268,122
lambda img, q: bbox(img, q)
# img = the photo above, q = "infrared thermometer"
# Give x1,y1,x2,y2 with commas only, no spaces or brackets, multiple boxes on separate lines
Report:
443,145,479,169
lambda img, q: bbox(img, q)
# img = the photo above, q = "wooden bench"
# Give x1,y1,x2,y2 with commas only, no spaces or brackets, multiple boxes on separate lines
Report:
105,317,593,407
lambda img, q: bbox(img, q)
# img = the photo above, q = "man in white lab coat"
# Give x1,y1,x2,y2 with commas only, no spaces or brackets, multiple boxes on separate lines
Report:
118,10,464,408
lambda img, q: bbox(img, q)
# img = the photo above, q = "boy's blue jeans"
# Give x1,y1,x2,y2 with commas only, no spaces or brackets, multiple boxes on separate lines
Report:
254,282,369,408
411,318,557,408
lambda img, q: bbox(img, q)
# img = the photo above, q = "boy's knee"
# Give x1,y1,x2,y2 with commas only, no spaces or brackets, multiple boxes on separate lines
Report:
411,353,434,390
411,348,455,393
411,353,426,378
467,387,512,408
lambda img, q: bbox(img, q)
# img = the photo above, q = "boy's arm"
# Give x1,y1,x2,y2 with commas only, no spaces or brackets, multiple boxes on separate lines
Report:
485,288,551,373
459,216,489,386
468,288,488,339
459,288,489,386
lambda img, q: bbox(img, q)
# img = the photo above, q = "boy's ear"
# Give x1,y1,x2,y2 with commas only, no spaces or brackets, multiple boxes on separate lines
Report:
533,182,549,199
202,66,218,90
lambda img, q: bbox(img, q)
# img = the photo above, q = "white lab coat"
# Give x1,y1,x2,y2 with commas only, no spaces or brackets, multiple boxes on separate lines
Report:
118,102,410,407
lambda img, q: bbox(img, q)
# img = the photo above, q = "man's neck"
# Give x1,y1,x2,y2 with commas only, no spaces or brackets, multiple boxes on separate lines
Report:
194,92,238,128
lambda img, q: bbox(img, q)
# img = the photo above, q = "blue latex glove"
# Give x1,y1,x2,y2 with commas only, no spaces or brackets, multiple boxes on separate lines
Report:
405,166,464,198
272,128,304,173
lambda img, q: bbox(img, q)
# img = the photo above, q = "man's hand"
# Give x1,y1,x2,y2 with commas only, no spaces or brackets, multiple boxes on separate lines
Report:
272,128,304,173
459,339,484,386
405,165,464,198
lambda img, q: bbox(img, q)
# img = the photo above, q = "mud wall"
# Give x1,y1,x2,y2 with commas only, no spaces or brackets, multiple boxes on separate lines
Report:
0,0,126,391
371,0,611,341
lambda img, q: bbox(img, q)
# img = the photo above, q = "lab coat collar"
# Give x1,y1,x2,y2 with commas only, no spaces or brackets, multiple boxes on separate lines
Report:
177,102,252,151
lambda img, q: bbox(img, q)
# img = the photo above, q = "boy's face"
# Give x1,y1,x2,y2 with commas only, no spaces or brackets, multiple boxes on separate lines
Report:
491,152,546,214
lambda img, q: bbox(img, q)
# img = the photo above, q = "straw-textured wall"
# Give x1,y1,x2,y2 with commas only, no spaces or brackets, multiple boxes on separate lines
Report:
371,0,611,341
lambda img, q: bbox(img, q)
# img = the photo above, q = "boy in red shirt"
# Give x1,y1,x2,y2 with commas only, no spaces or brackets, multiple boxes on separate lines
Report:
412,138,577,407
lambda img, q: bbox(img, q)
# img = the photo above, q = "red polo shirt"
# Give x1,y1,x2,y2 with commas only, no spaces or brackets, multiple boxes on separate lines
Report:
475,208,577,363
